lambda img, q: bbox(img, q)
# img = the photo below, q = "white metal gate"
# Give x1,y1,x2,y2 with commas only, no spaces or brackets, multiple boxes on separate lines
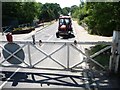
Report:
0,40,112,71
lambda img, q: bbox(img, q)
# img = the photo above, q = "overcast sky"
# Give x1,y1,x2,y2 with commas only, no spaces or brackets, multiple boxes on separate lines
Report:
36,0,80,8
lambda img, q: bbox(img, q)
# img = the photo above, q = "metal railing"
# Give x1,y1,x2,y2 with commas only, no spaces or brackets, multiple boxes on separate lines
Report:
0,40,112,71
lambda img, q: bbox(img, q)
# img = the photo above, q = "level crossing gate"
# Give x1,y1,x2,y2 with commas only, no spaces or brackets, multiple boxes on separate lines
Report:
0,40,112,72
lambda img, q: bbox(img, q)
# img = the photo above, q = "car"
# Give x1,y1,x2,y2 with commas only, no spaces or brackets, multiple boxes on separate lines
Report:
56,16,74,38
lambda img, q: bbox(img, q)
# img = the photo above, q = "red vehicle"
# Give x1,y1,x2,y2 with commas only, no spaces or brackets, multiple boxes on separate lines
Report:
56,16,74,38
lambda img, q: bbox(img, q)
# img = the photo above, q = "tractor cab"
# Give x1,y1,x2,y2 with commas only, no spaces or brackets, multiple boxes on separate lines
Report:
56,16,74,38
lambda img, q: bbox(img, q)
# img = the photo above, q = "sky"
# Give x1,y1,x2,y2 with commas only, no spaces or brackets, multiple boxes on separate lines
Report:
36,0,80,8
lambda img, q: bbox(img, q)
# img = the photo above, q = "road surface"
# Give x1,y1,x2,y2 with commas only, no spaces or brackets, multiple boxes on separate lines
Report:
0,21,116,89
0,21,85,89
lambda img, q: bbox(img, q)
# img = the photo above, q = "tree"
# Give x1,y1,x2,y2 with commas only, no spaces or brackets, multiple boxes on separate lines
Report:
61,7,70,16
2,2,21,26
71,2,120,36
2,2,66,27
2,2,42,26
71,5,79,18
85,2,119,36
39,3,61,22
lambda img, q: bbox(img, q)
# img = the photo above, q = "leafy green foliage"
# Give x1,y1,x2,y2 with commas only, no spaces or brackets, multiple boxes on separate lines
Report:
2,2,42,26
71,5,79,18
88,44,111,69
39,3,61,22
2,2,62,26
61,7,70,16
71,2,120,36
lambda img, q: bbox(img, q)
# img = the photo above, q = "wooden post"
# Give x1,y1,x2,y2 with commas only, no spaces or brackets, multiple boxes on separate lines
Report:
109,31,120,73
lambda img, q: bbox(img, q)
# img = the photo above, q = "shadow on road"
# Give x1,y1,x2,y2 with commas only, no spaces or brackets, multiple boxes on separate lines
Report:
1,71,84,87
61,34,75,39
1,70,119,89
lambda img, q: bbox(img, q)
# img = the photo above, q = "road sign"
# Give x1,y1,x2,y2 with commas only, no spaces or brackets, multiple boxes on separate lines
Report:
2,43,25,64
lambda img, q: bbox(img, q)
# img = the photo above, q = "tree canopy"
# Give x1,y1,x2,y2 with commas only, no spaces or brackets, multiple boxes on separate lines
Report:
2,2,42,26
71,2,120,36
3,2,120,36
38,3,61,22
2,2,71,27
61,7,71,16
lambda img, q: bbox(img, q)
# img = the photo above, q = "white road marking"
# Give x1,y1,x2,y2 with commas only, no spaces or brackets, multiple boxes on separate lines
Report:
73,21,90,90
72,20,78,40
72,21,86,68
0,67,20,89
0,21,81,88
0,34,53,89
0,23,54,88
41,35,53,47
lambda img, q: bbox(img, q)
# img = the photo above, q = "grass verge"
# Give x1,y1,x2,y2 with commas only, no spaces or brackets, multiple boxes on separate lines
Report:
87,44,111,70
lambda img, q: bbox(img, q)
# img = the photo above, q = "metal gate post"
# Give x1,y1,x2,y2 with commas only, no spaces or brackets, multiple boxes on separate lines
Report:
67,44,70,70
109,31,120,73
28,43,32,67
115,41,120,73
32,35,35,45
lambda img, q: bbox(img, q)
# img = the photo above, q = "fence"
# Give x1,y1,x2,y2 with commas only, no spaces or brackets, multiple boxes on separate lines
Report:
0,40,112,72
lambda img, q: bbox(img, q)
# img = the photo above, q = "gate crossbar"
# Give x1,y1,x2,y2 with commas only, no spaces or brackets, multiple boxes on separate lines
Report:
32,43,66,69
71,44,106,69
90,46,111,58
0,40,112,45
0,40,112,71
0,44,29,67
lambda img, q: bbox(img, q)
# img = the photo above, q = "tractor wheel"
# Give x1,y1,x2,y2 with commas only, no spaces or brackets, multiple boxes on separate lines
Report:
56,32,59,38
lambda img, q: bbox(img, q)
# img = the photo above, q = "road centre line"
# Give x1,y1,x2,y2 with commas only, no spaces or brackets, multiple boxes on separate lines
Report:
0,21,55,88
0,64,24,89
0,35,53,89
0,21,76,88
40,35,53,47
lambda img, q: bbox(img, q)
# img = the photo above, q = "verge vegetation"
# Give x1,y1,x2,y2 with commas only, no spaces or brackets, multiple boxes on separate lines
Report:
87,44,111,70
71,2,120,36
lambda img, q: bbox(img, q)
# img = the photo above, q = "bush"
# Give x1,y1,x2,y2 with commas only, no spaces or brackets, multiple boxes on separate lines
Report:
78,21,82,25
87,44,111,70
71,2,120,37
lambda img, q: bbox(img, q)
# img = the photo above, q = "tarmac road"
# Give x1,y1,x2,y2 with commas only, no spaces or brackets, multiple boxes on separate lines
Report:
0,21,116,89
0,21,86,89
